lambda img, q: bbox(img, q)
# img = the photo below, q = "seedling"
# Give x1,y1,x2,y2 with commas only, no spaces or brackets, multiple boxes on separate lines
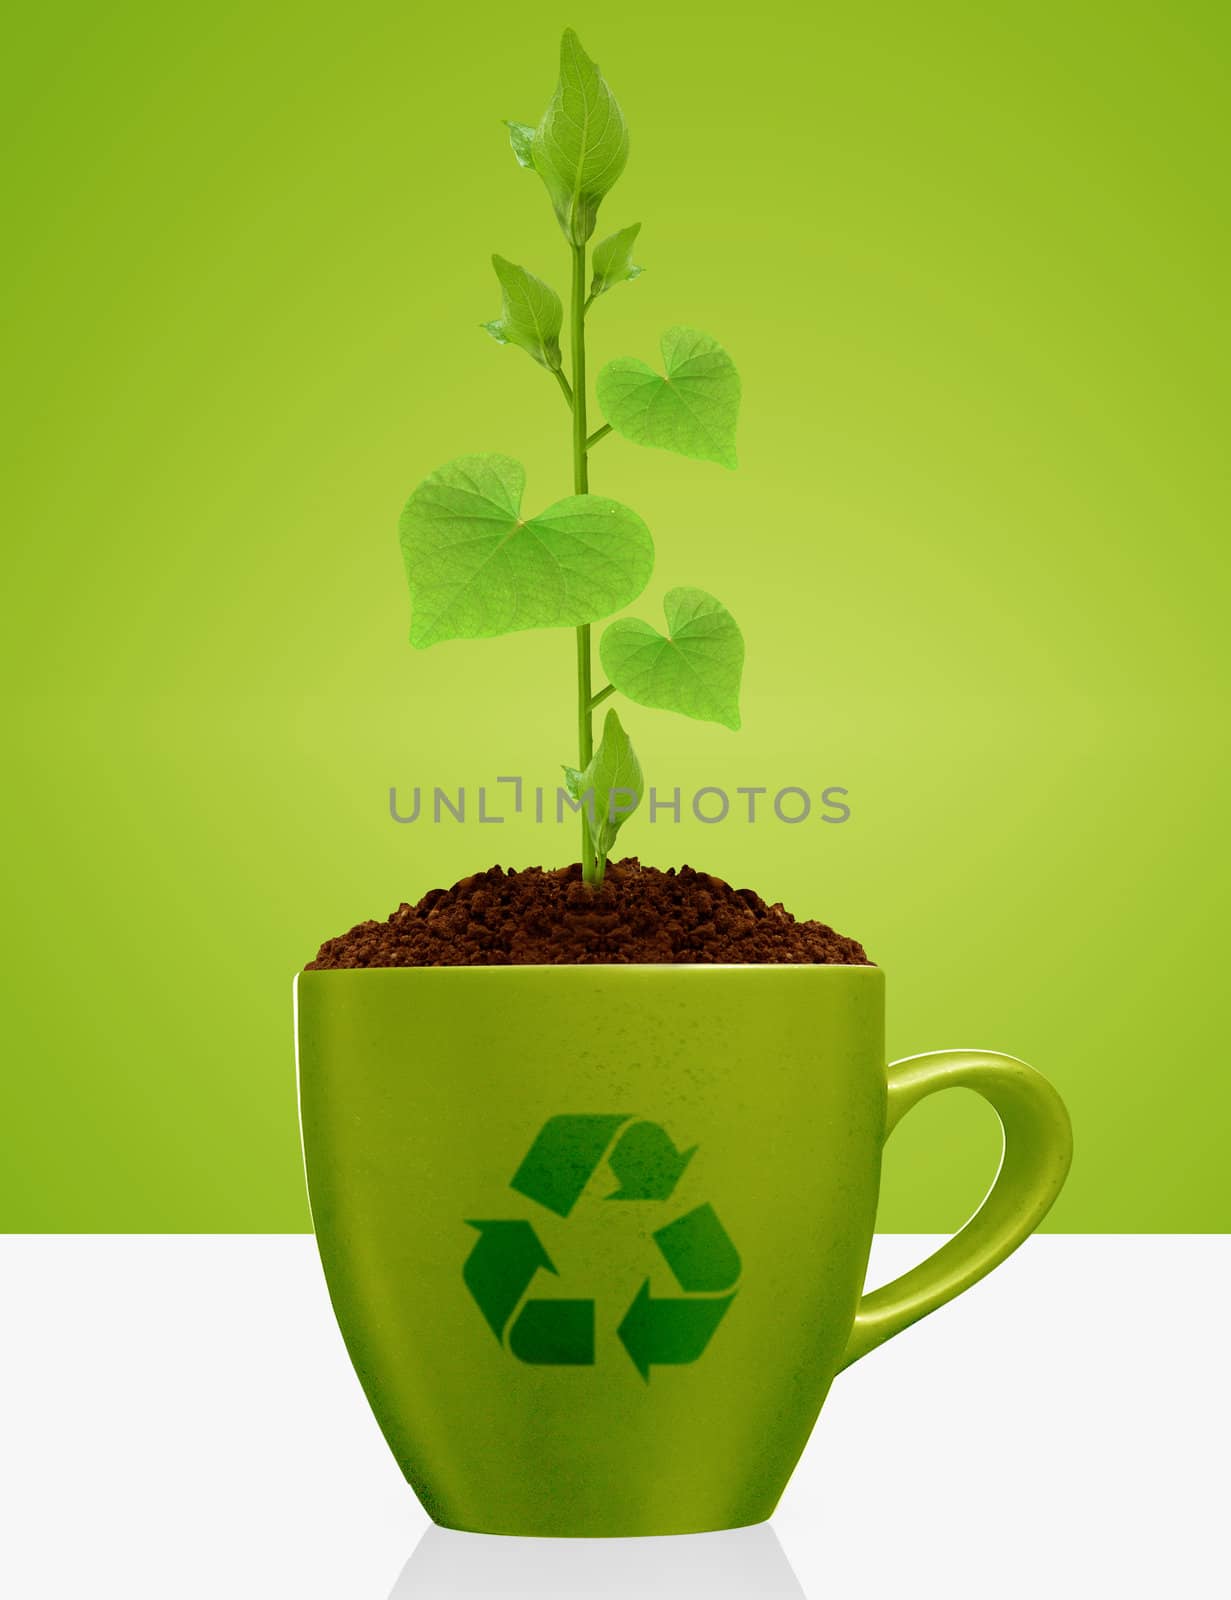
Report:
399,29,743,885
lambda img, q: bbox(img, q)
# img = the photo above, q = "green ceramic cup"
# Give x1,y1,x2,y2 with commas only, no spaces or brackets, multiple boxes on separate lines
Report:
296,965,1071,1537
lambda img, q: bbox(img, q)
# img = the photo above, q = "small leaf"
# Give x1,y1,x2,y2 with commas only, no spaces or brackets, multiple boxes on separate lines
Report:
505,120,537,169
483,255,563,371
597,327,740,469
400,454,654,649
591,224,643,298
532,29,629,245
600,588,743,730
564,710,643,871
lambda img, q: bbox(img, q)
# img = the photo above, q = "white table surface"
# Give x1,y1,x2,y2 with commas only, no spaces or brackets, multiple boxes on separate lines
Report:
1,1236,1224,1598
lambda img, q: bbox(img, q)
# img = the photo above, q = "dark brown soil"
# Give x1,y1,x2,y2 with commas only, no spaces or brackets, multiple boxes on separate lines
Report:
307,859,871,968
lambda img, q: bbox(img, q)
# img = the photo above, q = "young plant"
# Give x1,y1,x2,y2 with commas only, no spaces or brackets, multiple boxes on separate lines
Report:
399,29,743,886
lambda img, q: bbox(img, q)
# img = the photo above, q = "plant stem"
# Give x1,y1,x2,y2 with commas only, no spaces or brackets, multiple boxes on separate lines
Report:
586,422,612,449
589,683,616,711
570,241,599,883
553,368,574,409
571,247,589,497
576,625,593,757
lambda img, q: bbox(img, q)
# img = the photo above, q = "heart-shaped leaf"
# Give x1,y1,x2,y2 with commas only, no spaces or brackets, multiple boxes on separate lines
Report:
400,455,654,649
597,327,740,469
563,709,643,874
590,224,643,299
482,255,563,370
600,588,743,729
531,30,629,245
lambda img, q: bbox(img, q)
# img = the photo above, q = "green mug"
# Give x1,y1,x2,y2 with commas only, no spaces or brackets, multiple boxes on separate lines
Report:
296,964,1072,1537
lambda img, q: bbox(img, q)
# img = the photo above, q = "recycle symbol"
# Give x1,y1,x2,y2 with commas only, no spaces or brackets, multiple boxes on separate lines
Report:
462,1115,741,1380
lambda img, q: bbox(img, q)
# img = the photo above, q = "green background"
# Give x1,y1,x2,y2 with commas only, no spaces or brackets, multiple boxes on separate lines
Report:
3,1,1226,1231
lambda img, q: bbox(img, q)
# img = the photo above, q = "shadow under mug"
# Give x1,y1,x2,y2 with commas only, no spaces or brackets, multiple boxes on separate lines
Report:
296,965,1072,1536
388,1523,807,1598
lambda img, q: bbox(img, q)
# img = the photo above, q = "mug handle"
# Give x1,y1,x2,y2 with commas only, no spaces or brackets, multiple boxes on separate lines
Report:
840,1049,1073,1370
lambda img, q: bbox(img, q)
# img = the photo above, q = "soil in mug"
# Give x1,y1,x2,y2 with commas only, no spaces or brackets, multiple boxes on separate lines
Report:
307,858,871,968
